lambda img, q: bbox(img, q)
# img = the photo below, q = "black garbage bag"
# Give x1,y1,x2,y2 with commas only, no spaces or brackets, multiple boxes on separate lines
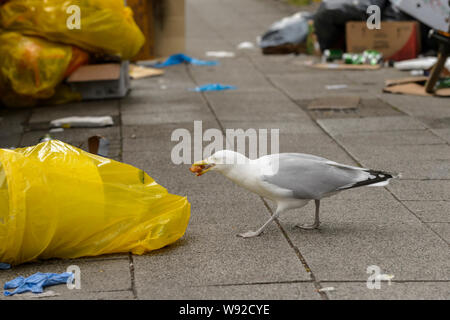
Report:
314,0,390,51
260,12,313,54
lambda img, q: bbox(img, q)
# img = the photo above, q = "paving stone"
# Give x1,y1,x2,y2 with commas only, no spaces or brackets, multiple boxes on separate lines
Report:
402,201,450,222
323,282,450,300
388,180,450,201
318,116,426,135
137,282,320,300
278,199,450,281
427,223,450,243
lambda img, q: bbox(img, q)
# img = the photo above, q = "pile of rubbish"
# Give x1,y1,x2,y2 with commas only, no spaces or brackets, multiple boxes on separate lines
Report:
259,0,439,62
0,140,191,266
0,0,145,108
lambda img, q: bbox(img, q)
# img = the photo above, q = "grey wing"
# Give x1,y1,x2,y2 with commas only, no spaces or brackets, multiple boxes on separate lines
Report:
261,153,369,199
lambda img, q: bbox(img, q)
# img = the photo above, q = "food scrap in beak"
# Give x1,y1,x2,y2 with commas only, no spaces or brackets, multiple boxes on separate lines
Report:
190,162,215,176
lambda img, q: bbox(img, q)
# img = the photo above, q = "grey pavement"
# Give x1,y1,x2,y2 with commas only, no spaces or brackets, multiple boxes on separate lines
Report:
0,0,449,300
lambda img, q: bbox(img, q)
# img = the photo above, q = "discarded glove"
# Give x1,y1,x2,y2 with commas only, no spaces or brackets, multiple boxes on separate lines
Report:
154,54,218,67
191,84,237,92
4,272,73,296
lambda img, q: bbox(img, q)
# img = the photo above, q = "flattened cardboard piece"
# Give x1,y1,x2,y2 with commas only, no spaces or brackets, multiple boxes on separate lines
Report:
308,96,360,110
383,77,450,97
308,62,381,70
67,64,121,82
346,21,421,61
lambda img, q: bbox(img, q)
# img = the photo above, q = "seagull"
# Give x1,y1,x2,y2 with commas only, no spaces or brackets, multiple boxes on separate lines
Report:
190,150,398,238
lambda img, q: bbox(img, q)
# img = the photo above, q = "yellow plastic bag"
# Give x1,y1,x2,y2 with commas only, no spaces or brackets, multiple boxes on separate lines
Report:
0,31,73,100
0,140,190,266
0,0,145,59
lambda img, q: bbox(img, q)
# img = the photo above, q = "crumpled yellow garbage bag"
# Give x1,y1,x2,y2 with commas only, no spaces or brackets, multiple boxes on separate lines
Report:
0,140,190,266
0,0,145,60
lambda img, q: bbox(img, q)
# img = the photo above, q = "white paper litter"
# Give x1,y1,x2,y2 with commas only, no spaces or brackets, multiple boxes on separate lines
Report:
21,290,60,299
50,116,114,128
325,84,348,90
394,57,450,71
318,287,335,292
206,51,235,58
237,41,255,50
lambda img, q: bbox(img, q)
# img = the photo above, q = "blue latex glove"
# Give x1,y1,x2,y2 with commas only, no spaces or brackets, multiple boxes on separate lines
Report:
4,272,74,296
154,53,218,67
0,263,11,270
191,84,237,92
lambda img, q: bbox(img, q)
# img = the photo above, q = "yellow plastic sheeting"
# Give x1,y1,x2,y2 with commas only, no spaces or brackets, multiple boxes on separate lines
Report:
0,0,145,60
0,140,190,266
0,31,73,100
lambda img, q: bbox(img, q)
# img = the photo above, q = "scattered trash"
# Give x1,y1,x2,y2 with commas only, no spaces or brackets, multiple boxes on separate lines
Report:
325,84,349,90
317,287,335,293
375,274,395,285
410,70,426,76
394,57,450,71
4,272,73,297
130,134,137,139
0,263,11,270
0,0,145,60
323,49,344,62
50,116,114,128
260,12,312,54
154,54,218,68
343,50,383,66
88,135,110,157
205,51,235,58
0,140,190,265
190,84,237,92
49,128,64,133
129,64,164,79
237,42,255,50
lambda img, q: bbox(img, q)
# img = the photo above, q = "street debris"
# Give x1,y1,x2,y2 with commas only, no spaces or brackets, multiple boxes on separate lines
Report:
237,41,255,50
191,84,237,92
50,116,114,128
0,263,11,270
39,134,54,143
0,140,190,265
260,12,311,54
154,53,218,67
205,51,235,58
49,128,64,133
325,84,349,90
88,135,110,157
129,64,164,80
4,272,74,297
0,0,144,108
317,287,335,293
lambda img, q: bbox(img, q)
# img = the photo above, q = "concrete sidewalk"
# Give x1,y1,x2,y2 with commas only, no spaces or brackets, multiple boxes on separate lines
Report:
0,0,449,300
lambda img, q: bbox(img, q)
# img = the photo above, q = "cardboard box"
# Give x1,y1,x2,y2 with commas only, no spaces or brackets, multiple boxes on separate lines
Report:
383,77,450,97
67,62,130,100
346,21,421,61
391,0,450,33
128,0,186,60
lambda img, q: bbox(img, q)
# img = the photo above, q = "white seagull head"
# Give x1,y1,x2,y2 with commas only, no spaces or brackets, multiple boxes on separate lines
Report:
190,150,249,176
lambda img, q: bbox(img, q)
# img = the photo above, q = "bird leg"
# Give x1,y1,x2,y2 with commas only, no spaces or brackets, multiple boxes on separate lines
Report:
296,200,321,230
238,209,282,238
